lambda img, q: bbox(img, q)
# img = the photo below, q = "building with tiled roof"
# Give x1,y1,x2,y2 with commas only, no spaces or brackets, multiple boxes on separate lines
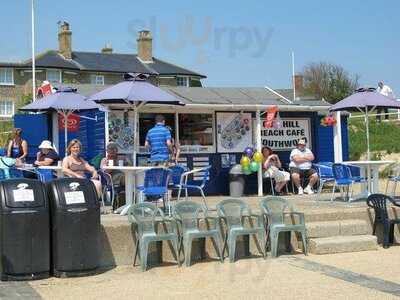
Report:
0,22,205,118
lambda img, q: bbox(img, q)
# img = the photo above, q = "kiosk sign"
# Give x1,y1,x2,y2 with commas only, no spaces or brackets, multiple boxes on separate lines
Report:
261,118,311,151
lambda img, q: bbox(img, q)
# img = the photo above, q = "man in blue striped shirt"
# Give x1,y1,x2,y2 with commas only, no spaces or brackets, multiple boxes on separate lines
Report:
145,115,172,165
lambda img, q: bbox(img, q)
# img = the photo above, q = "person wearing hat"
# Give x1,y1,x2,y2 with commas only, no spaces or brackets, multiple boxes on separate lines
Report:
34,140,60,166
289,138,318,195
7,128,28,162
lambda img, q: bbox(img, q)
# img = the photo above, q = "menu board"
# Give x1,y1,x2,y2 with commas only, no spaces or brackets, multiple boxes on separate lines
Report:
108,110,135,153
217,112,252,153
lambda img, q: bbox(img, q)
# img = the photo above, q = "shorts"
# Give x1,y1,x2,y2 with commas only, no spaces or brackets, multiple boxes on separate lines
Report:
289,167,317,178
264,166,290,183
151,161,169,167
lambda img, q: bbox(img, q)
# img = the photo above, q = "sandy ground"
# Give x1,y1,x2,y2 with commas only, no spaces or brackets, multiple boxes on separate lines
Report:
19,179,400,299
29,247,400,300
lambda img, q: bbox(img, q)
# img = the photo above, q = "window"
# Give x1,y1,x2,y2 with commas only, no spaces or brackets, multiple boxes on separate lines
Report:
90,74,104,85
176,76,189,87
0,68,13,85
139,113,175,149
46,69,62,83
178,113,214,152
0,100,14,117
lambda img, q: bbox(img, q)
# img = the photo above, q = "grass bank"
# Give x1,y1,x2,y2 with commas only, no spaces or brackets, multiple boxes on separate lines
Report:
348,115,400,160
0,121,13,149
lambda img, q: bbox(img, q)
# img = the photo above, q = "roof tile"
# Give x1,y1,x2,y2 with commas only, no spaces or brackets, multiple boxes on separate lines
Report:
2,50,205,78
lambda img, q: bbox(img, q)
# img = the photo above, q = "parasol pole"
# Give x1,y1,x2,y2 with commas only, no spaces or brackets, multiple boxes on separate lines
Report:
365,107,371,161
132,102,145,167
31,0,36,102
365,106,372,194
64,111,69,156
333,111,343,163
256,109,263,196
132,105,137,167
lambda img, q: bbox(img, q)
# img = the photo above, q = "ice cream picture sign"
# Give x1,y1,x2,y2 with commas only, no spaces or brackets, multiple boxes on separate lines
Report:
260,118,311,150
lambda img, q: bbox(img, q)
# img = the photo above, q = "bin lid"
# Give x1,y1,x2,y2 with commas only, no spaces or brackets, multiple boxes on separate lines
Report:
48,178,98,209
229,164,244,175
1,179,46,209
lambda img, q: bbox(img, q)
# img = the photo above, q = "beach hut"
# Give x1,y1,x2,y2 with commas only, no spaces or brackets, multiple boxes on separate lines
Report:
14,84,348,196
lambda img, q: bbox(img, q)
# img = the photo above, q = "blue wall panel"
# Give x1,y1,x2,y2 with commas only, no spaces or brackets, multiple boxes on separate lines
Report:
58,125,78,158
92,111,106,159
313,115,349,163
77,111,105,161
57,111,105,160
14,113,50,163
78,112,90,159
315,121,334,163
341,117,349,161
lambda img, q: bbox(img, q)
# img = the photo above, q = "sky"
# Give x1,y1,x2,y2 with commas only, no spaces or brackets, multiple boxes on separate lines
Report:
1,0,399,92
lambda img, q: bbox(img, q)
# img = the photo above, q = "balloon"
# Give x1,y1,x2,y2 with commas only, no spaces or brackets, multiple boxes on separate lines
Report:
240,156,250,167
242,165,251,175
274,121,282,129
250,161,259,172
244,147,254,157
325,115,336,126
253,151,264,163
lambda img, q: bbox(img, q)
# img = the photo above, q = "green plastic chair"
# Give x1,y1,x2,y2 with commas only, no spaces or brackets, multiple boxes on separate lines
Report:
259,196,308,258
173,200,224,266
128,202,181,271
216,198,266,263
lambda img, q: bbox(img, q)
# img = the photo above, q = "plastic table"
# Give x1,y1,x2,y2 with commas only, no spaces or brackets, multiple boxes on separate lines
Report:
342,160,395,195
103,166,154,215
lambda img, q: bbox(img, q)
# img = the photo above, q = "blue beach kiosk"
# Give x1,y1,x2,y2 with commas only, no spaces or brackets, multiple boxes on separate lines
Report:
15,85,348,196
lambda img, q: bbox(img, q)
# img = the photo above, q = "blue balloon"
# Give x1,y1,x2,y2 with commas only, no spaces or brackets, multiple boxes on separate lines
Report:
244,147,254,157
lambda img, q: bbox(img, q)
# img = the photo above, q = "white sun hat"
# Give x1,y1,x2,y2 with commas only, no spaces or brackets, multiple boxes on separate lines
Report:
38,140,54,150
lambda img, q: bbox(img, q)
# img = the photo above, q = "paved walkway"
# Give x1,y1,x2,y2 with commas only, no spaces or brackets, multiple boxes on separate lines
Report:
3,191,398,299
23,247,400,299
0,282,41,300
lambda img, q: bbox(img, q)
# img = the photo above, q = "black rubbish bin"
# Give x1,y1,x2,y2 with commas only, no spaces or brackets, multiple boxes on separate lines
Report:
47,178,100,277
0,179,50,281
229,164,245,197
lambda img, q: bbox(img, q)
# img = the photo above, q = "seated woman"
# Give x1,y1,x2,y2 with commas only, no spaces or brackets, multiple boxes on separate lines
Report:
100,142,130,187
262,146,290,195
62,139,102,197
7,128,28,162
34,140,60,166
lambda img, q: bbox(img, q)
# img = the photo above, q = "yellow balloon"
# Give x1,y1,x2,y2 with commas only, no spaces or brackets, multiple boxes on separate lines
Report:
240,156,250,166
253,151,264,163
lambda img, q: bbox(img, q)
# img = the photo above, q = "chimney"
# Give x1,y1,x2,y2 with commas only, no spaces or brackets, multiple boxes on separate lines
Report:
58,21,72,59
137,30,153,63
101,43,113,54
294,74,303,94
